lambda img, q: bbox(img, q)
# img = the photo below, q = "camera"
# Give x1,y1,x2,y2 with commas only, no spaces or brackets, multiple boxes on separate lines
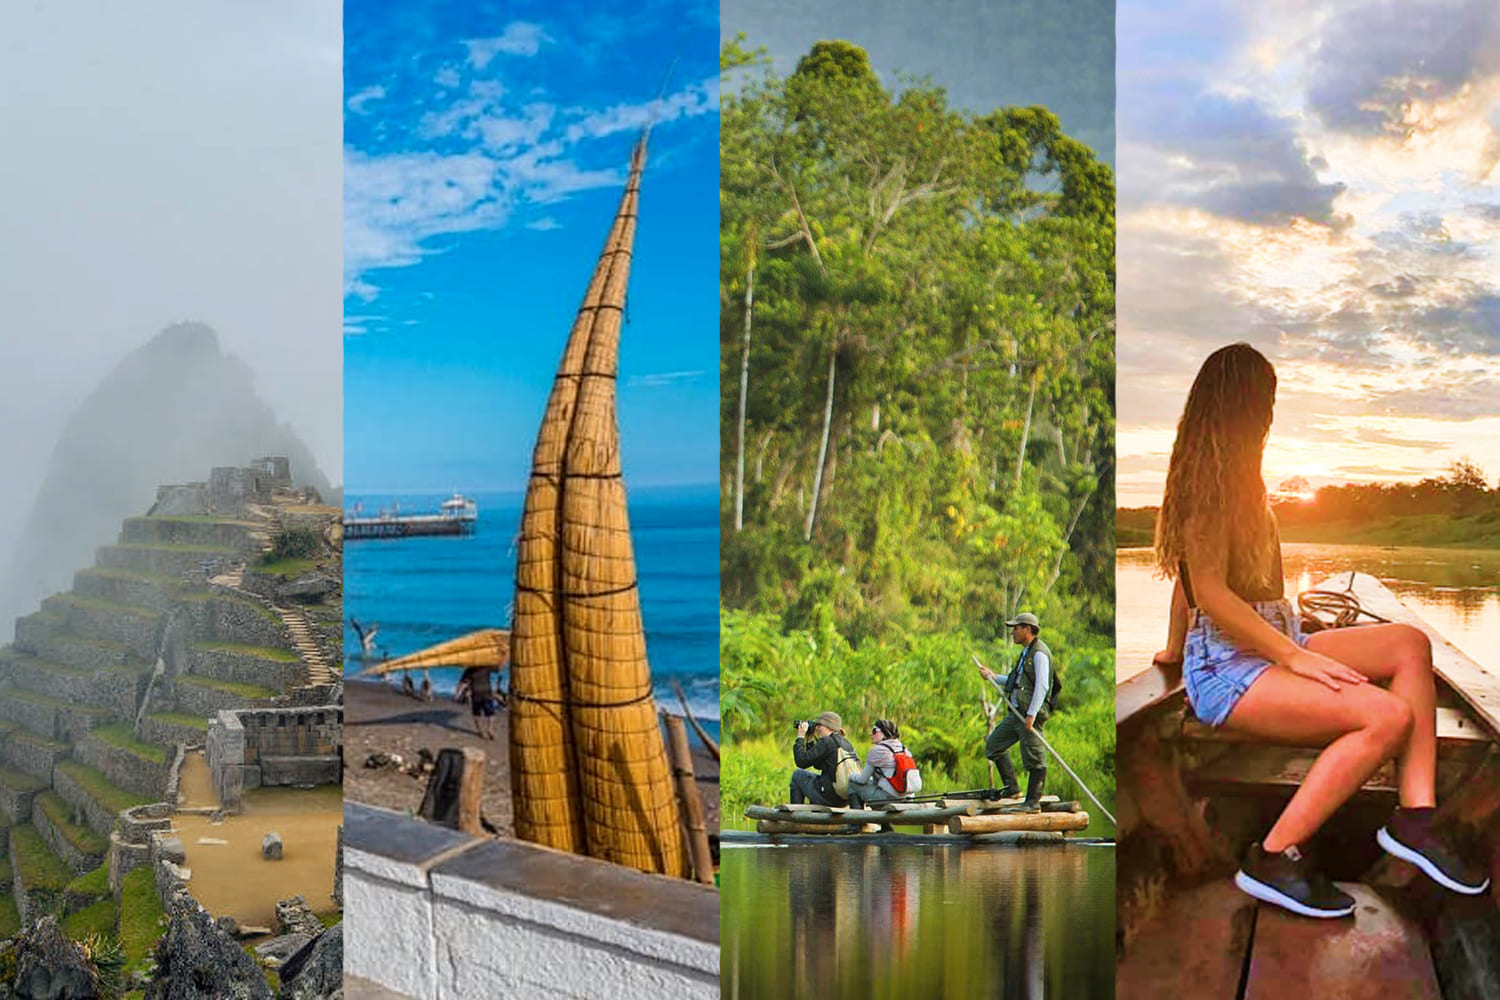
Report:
791,719,816,731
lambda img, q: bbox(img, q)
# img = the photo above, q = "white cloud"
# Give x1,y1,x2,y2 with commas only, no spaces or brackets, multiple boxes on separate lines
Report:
627,370,706,387
434,66,460,89
346,84,385,115
526,217,561,231
564,77,719,144
463,22,549,69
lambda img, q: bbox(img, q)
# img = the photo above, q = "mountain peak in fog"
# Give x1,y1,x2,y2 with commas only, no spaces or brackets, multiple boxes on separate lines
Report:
1,322,334,633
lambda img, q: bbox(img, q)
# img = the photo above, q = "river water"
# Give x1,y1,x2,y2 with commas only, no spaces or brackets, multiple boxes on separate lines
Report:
721,843,1114,999
1118,544,1500,681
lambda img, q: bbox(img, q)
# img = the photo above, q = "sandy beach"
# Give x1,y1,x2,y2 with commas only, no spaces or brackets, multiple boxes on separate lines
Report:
344,679,721,839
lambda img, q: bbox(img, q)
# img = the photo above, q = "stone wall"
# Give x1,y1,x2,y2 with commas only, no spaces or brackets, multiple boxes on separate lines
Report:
119,517,254,550
52,767,120,840
169,677,275,719
70,569,175,613
182,596,286,650
2,730,67,784
15,627,134,674
344,804,719,999
185,644,301,691
149,483,210,517
109,804,173,895
0,655,142,720
205,712,246,812
0,774,41,824
74,731,169,800
32,796,105,875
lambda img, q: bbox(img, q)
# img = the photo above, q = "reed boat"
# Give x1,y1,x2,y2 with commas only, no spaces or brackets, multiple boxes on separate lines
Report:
729,794,1096,846
1116,572,1500,999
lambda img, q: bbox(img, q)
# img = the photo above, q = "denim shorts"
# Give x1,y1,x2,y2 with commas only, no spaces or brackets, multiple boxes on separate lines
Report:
1184,598,1308,727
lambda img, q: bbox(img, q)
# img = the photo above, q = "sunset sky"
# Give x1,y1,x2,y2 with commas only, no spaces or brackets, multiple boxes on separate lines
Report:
1117,0,1500,505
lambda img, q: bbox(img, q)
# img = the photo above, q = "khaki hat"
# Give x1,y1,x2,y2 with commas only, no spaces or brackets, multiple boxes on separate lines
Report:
816,711,843,733
1005,612,1041,629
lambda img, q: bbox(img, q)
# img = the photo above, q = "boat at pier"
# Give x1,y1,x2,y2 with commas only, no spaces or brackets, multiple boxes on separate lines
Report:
343,493,478,540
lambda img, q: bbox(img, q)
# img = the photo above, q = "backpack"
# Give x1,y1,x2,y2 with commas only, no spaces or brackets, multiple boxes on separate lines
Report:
887,746,921,795
832,740,862,799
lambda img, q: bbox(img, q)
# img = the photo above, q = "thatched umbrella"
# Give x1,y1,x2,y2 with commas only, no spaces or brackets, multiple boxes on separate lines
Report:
510,136,690,877
357,629,510,675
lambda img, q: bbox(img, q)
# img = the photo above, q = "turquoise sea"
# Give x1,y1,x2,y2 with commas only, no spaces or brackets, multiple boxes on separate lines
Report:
343,483,720,738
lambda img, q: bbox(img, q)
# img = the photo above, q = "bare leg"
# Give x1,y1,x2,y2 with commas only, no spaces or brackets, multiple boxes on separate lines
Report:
1304,623,1436,808
1225,666,1412,852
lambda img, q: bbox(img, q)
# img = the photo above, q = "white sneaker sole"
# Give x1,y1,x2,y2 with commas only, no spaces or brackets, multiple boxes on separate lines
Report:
1233,870,1355,919
1377,826,1491,895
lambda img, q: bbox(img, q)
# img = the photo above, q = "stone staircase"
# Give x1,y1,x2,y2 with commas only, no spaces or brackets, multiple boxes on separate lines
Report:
277,603,336,686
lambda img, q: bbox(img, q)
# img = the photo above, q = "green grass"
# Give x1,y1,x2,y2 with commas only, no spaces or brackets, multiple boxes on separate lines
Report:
0,855,12,889
113,542,237,555
55,762,151,815
91,724,167,764
317,911,342,928
75,566,178,586
177,675,278,699
146,712,208,732
0,894,18,938
35,792,108,856
49,594,161,619
119,866,165,970
4,687,111,719
65,864,111,904
193,641,298,663
254,556,319,576
12,825,71,892
0,767,46,794
9,728,69,753
61,897,116,940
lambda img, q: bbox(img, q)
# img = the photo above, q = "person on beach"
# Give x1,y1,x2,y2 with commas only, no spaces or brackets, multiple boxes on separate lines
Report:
846,718,922,808
976,612,1055,813
459,664,503,741
790,711,859,807
1153,343,1488,918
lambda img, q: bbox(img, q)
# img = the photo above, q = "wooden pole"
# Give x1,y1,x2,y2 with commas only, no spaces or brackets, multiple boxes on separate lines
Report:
664,714,715,885
419,746,487,837
671,679,720,762
457,747,486,837
948,811,1089,835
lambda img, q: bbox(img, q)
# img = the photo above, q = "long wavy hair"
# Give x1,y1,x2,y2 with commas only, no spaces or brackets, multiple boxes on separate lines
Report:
1155,344,1279,588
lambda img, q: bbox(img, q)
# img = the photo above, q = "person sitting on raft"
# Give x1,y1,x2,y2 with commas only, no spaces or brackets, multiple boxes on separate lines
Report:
790,711,859,807
846,719,922,808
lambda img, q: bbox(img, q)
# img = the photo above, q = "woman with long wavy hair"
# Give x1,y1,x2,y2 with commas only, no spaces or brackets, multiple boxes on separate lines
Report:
1152,343,1488,917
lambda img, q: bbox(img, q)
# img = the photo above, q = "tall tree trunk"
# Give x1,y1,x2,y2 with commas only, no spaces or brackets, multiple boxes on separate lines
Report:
734,260,754,532
1014,368,1039,490
1046,486,1095,592
805,345,837,542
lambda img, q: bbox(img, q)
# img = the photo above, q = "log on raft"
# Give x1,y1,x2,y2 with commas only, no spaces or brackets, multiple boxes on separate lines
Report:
969,831,1067,845
746,803,976,825
756,820,882,835
948,811,1090,835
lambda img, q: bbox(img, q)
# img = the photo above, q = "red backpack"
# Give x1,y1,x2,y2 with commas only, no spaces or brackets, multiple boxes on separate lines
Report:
881,741,920,795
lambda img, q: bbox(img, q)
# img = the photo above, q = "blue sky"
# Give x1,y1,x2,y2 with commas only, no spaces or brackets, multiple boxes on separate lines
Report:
1117,0,1500,502
344,0,719,493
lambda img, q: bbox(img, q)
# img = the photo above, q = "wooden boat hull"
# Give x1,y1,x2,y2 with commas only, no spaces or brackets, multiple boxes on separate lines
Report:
1116,572,1500,997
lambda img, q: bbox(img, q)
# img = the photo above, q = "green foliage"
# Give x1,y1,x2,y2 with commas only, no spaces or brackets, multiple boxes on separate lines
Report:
264,527,321,563
0,894,17,938
721,610,1115,831
65,864,111,909
36,792,108,856
722,38,1115,644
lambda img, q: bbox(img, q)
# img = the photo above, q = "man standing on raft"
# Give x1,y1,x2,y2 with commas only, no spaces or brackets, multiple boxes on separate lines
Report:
977,612,1054,812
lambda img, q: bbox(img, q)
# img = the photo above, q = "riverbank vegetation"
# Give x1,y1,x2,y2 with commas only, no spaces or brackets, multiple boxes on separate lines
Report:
720,39,1115,827
1119,461,1500,550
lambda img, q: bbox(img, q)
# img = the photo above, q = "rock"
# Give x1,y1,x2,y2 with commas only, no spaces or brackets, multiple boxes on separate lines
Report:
144,893,274,1000
12,917,100,998
156,837,186,866
215,914,239,938
278,924,342,1000
251,933,310,967
237,925,273,938
262,832,283,860
274,896,323,938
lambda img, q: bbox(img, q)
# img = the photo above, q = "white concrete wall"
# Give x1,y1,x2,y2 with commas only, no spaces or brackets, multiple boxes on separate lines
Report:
343,805,719,999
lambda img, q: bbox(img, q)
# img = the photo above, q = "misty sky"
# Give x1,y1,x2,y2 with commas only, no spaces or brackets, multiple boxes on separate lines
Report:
0,3,342,553
1118,0,1500,505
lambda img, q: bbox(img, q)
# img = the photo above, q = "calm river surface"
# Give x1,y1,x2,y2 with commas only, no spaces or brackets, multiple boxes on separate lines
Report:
1118,544,1500,680
721,843,1114,999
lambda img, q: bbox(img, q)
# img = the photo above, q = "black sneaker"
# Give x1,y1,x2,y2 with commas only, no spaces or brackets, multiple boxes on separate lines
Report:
1234,843,1356,918
1377,808,1491,895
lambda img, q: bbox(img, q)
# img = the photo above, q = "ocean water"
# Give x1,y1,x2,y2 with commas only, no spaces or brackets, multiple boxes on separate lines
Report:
343,484,720,739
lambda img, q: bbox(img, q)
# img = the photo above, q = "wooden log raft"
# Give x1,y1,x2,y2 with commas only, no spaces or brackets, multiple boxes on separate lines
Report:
746,803,975,826
756,820,883,835
948,811,1090,835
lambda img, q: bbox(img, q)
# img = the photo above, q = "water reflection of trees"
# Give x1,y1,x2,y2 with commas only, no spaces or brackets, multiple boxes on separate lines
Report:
724,845,1110,999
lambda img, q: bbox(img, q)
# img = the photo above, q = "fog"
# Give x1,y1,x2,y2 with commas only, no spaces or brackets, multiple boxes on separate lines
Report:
0,3,341,629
